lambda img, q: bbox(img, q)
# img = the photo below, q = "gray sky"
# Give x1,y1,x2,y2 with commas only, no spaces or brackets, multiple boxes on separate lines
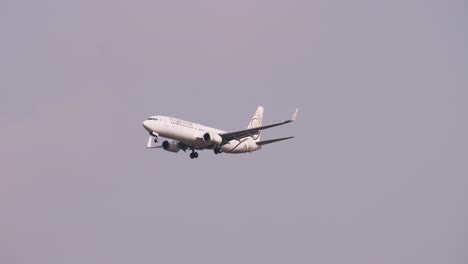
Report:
1,0,467,263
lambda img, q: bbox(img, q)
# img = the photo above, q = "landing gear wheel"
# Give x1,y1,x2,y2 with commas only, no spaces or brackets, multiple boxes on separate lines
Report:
214,148,222,154
153,137,159,143
190,151,199,159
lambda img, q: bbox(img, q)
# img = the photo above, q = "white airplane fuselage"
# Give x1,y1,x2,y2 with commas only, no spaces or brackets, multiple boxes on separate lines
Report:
142,116,260,153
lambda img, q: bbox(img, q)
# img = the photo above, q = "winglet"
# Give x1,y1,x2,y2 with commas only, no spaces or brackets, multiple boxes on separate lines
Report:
291,108,299,121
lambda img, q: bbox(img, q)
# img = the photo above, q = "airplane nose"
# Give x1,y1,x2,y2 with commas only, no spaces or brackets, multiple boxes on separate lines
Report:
142,120,151,131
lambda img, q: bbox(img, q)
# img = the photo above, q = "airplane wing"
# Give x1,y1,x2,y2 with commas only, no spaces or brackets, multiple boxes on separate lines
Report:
256,136,294,146
147,135,163,148
219,108,298,142
147,136,194,152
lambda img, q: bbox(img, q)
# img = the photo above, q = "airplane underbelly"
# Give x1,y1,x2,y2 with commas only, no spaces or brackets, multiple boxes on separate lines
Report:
221,139,259,154
159,127,207,148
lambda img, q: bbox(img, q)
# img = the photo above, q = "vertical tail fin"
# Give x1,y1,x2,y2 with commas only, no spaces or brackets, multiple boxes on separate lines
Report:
247,106,264,141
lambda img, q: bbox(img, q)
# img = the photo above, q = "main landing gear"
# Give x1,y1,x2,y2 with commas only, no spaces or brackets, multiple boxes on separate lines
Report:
189,150,199,159
189,148,221,159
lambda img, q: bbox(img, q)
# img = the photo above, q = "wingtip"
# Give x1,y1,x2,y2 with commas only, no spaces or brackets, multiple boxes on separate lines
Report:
291,108,299,121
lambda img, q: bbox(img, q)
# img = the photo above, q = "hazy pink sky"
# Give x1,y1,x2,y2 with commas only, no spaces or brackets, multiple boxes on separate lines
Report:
1,0,467,263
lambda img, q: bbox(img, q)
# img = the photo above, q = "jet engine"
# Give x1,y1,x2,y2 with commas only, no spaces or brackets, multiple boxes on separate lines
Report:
162,140,181,153
203,132,223,145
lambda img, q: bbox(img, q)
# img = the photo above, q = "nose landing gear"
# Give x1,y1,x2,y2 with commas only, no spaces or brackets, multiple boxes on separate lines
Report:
150,132,159,143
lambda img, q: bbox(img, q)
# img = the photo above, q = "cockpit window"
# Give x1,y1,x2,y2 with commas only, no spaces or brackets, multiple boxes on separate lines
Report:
147,117,158,121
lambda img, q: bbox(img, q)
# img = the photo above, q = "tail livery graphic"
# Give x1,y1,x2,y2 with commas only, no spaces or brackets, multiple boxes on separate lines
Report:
248,106,264,141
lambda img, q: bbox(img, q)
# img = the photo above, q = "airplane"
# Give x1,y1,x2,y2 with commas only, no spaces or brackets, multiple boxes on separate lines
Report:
142,106,298,159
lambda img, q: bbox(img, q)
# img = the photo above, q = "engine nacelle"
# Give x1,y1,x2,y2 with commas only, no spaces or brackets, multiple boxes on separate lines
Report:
203,132,223,145
162,140,181,153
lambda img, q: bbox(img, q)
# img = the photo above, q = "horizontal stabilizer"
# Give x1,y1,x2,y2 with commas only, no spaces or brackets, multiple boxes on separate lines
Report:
256,136,294,146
